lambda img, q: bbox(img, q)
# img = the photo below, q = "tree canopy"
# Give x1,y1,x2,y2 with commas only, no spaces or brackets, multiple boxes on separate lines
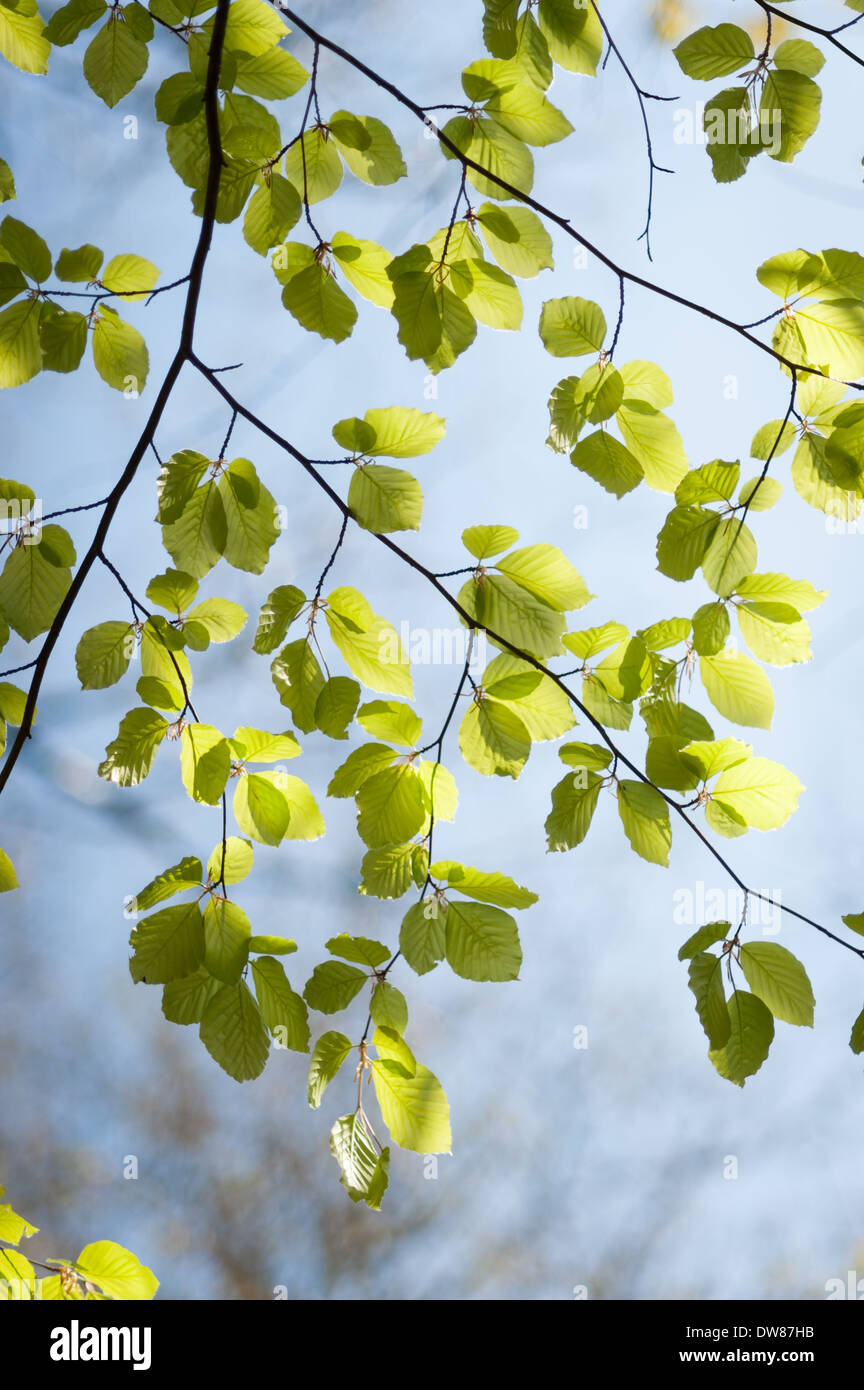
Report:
2,0,864,1289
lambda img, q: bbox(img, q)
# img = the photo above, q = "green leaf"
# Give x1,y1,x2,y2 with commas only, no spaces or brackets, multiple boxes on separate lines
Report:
329,109,406,185
330,231,395,308
156,449,209,525
449,257,522,330
656,505,718,581
617,780,671,867
204,0,286,54
440,113,534,201
338,405,446,458
242,175,301,256
218,458,280,574
738,476,783,511
616,401,688,493
495,543,591,611
558,741,612,773
850,1006,864,1055
329,1113,389,1208
0,261,27,308
637,617,691,651
248,935,296,956
0,0,49,73
570,430,642,498
485,81,572,147
483,653,575,741
40,305,88,373
545,770,603,851
359,843,418,900
349,463,422,533
692,602,730,657
281,262,357,343
356,699,421,747
355,764,427,847
83,16,149,108
475,202,553,277
74,1242,158,1301
760,68,821,163
703,86,754,184
457,572,565,659
539,295,605,357
708,990,774,1087
98,707,167,786
444,899,521,981
282,127,342,203
0,845,18,893
133,856,203,912
201,898,250,988
199,980,270,1082
276,774,323,842
233,771,290,845
100,252,160,302
0,298,42,388
308,1030,353,1108
701,518,758,597
700,649,774,730
0,1193,37,1244
370,1058,451,1153
773,38,825,78
0,214,50,282
369,982,408,1035
688,952,731,1049
710,756,803,831
146,567,197,613
154,70,205,125
228,729,298,770
738,942,814,1026
304,960,367,1013
750,420,796,462
390,261,476,370
271,637,325,733
185,596,246,647
0,157,14,203
251,955,309,1051
462,523,519,559
431,860,537,909
253,584,305,654
774,299,864,379
326,934,390,968
129,901,204,984
399,900,446,976
207,836,253,887
0,523,75,639
325,586,413,697
737,601,812,667
459,696,530,779
536,0,602,74
674,23,754,80
315,675,360,739
679,737,751,780
678,922,731,961
92,306,148,393
180,722,230,805
161,967,221,1027
74,620,133,689
234,45,308,99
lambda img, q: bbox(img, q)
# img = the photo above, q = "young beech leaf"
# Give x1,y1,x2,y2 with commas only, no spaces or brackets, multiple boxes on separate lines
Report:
708,990,774,1087
308,1031,353,1108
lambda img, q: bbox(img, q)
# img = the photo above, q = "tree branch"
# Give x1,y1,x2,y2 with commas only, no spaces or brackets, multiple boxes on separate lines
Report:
0,0,233,797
